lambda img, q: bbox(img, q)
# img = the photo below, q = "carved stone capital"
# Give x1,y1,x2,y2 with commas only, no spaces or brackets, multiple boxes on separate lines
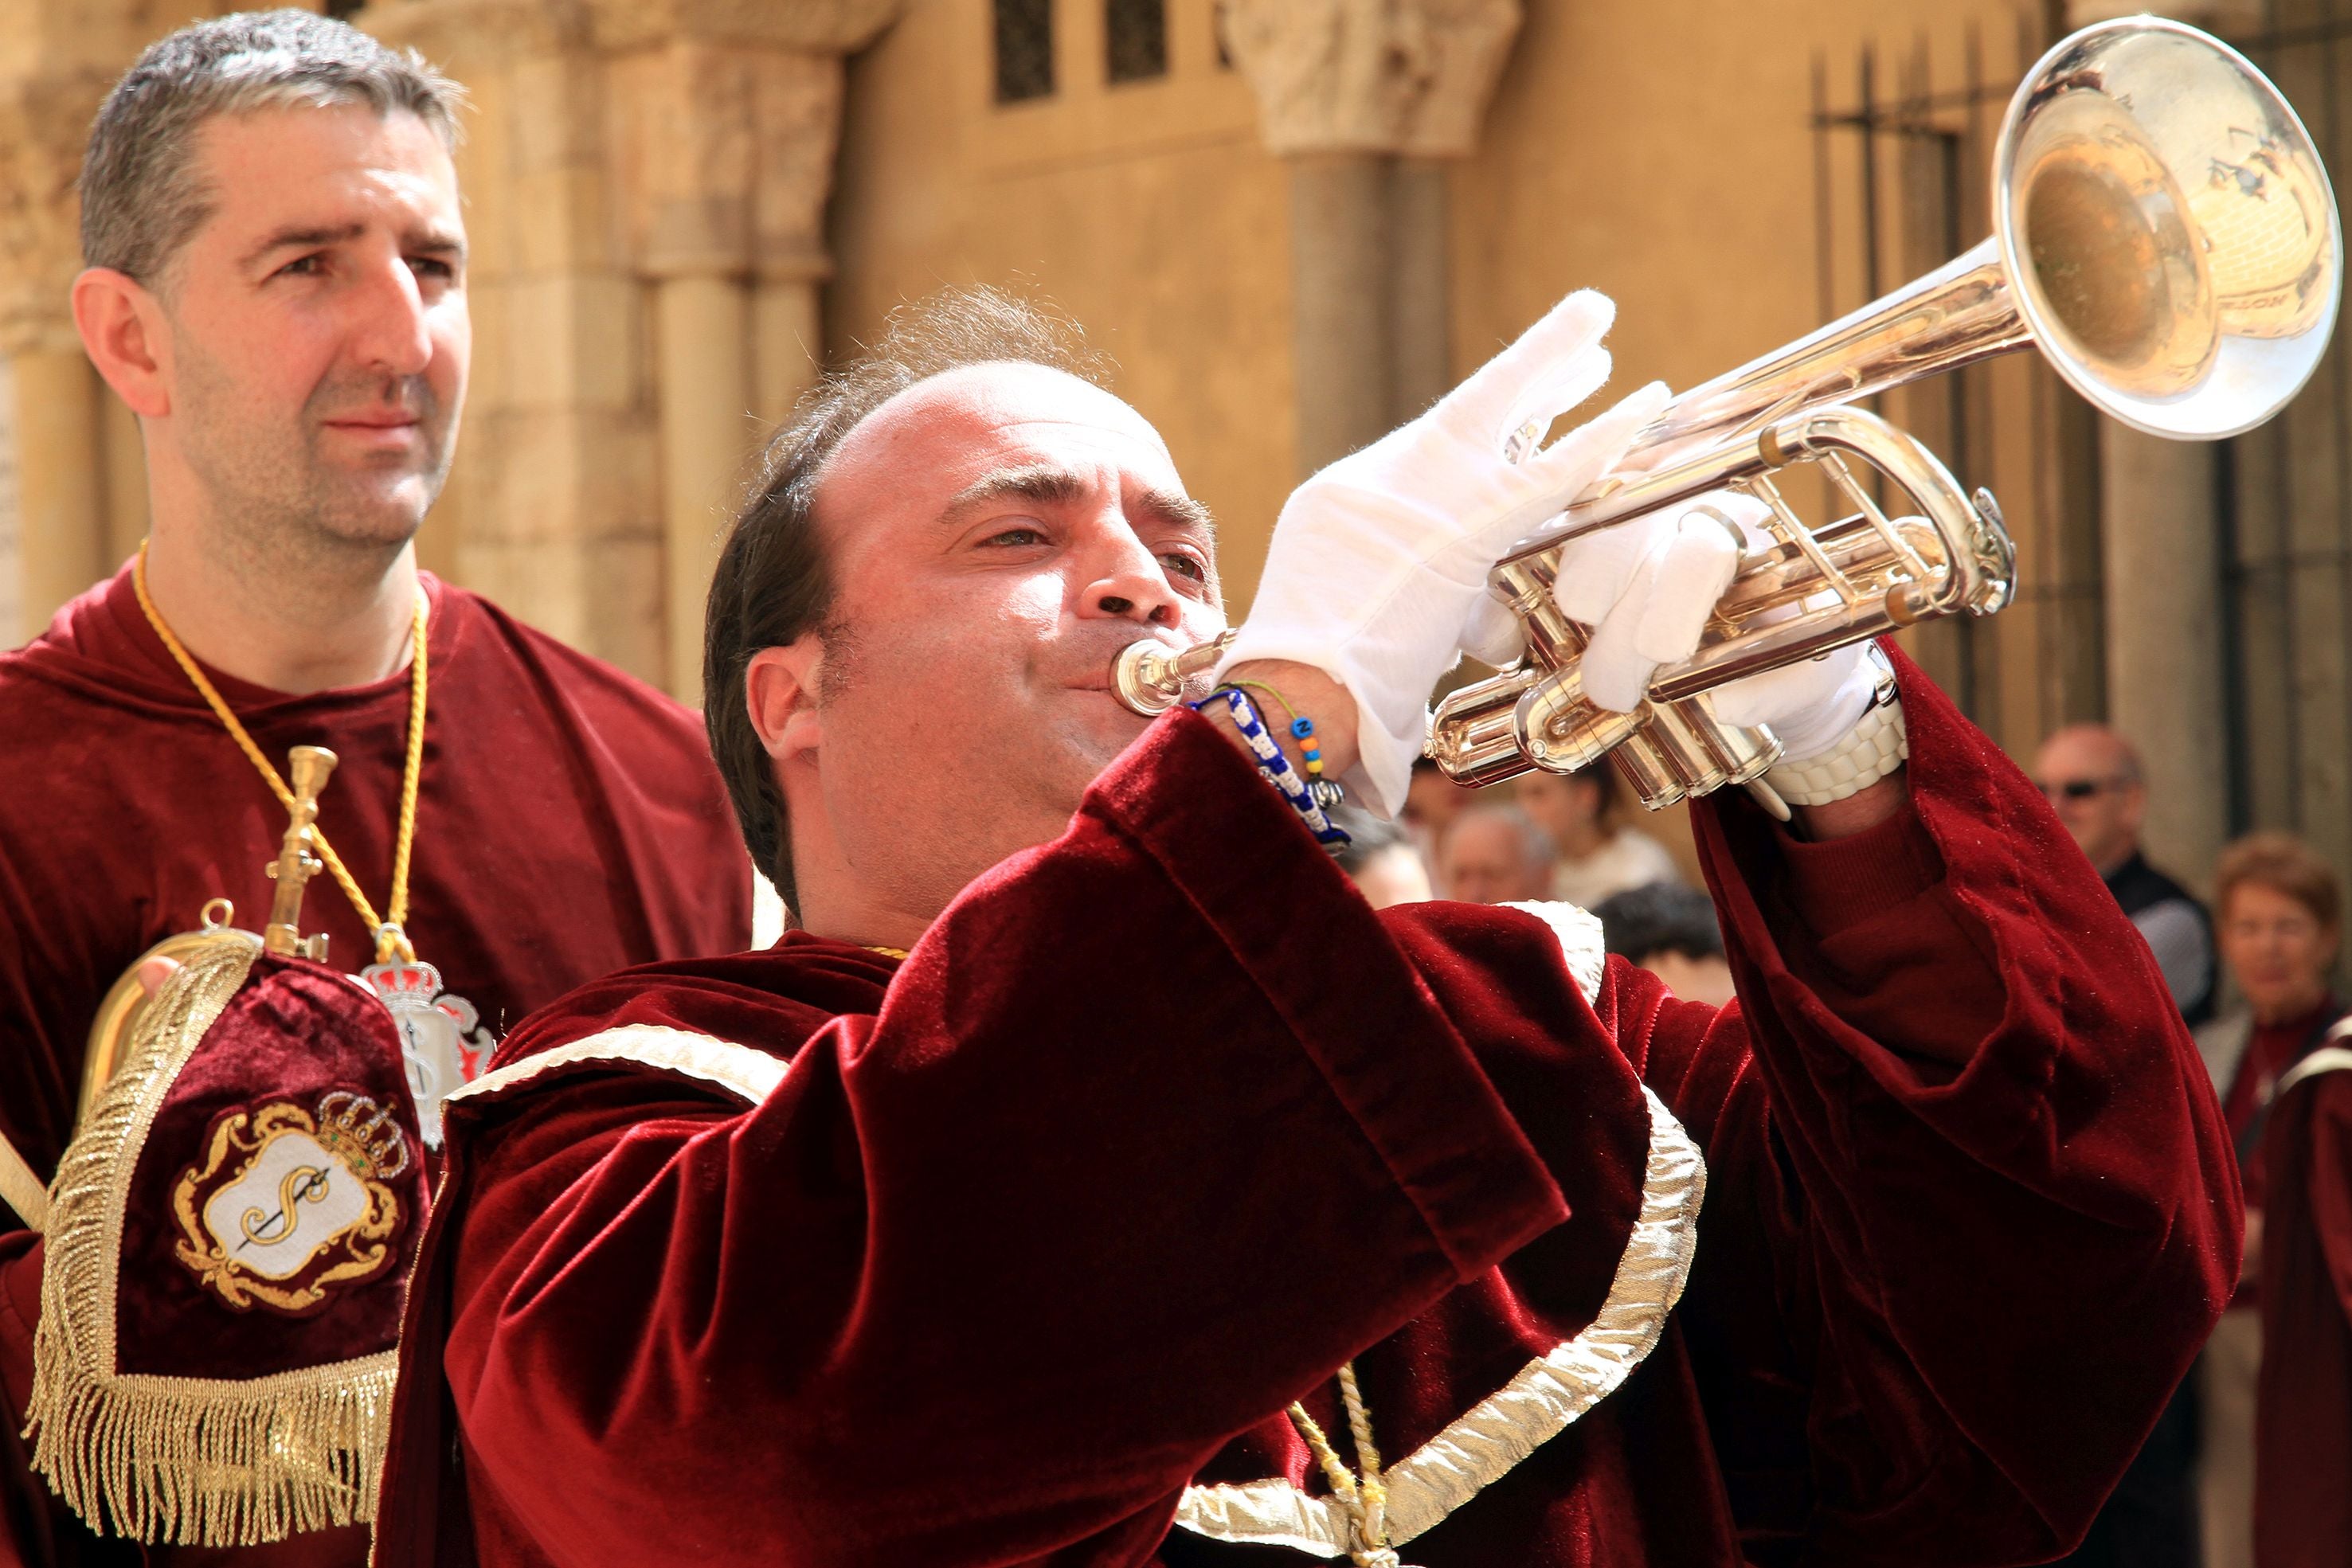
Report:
581,0,898,54
1220,0,1522,158
608,42,845,279
361,0,593,70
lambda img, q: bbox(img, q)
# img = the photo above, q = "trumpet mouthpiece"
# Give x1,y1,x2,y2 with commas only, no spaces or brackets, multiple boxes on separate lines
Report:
1110,631,1236,716
288,745,339,806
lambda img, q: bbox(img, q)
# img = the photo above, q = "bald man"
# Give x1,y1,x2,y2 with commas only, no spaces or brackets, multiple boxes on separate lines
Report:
2034,724,2216,1025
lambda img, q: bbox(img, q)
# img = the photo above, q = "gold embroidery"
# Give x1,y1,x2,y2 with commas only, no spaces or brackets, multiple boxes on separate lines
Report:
168,1093,406,1315
1173,1085,1707,1554
25,940,400,1545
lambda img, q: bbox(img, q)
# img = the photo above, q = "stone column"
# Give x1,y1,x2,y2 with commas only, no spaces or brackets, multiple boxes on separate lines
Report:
2101,428,2229,888
0,64,129,642
11,344,107,632
612,14,891,699
1223,0,1521,475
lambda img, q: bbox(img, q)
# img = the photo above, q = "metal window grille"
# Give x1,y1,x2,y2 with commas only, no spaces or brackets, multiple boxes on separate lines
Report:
995,0,1055,104
1811,14,2108,757
1108,0,1168,83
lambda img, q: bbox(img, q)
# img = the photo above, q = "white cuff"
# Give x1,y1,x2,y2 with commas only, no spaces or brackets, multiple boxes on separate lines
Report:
1763,686,1907,805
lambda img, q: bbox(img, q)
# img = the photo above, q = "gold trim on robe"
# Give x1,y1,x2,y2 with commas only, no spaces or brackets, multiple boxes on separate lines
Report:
1170,1084,1707,1555
25,939,401,1546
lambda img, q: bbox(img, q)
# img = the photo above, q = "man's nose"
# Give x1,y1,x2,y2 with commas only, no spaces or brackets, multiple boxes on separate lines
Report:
350,255,436,379
1076,530,1181,629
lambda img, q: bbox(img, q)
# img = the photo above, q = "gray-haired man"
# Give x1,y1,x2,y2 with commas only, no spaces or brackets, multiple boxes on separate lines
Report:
0,12,751,1563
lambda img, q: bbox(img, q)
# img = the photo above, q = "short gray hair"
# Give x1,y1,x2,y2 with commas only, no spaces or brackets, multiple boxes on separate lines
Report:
80,10,466,284
1448,802,1557,875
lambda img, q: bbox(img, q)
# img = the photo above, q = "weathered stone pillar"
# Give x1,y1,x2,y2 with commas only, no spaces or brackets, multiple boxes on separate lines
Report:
1223,0,1521,475
2101,428,2229,888
652,269,754,694
12,345,107,632
614,17,890,699
0,59,131,643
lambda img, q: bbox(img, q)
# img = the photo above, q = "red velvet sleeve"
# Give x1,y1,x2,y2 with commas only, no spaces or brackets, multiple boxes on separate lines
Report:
2307,1075,2352,1316
1638,649,2240,1564
442,710,1575,1568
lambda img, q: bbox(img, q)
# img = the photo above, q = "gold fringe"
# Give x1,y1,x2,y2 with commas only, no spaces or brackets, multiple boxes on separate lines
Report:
25,939,399,1545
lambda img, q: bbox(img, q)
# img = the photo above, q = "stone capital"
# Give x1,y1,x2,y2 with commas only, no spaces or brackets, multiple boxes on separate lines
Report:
581,0,898,55
609,41,847,280
1221,0,1522,158
361,0,594,70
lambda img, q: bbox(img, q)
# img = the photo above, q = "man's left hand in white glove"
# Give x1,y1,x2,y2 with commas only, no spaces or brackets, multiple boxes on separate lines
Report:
1551,490,1909,835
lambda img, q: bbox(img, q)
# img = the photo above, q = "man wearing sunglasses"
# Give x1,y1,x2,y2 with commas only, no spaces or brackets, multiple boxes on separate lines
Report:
2033,722,2218,1568
2034,724,2217,1027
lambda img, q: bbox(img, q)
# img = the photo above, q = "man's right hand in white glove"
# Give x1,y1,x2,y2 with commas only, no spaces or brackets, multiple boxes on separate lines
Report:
1216,291,1668,817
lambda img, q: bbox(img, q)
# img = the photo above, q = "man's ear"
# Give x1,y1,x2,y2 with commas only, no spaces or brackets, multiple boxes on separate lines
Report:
72,268,170,419
746,639,826,762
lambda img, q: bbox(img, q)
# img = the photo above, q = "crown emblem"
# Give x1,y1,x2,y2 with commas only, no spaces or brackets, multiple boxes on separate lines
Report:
365,960,444,1007
312,1090,411,1180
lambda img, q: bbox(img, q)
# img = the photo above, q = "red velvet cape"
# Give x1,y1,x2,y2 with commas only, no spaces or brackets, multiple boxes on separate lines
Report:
0,563,755,1568
374,649,2240,1567
2255,1062,2352,1568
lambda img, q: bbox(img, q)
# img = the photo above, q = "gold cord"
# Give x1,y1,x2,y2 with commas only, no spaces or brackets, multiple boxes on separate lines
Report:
1288,1361,1395,1566
133,541,427,965
862,945,910,960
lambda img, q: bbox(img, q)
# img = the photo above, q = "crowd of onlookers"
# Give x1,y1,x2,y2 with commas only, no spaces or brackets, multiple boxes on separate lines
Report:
1343,725,2348,1568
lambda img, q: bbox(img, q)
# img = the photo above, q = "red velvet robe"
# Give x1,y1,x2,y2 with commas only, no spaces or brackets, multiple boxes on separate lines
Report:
374,651,2239,1567
0,563,756,1568
2255,1062,2352,1568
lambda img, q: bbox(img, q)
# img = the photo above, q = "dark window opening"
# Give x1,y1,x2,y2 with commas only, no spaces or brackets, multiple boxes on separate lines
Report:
995,0,1055,104
1107,0,1168,83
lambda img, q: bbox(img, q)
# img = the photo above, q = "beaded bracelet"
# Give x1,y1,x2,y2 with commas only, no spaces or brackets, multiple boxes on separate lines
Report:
1192,687,1351,847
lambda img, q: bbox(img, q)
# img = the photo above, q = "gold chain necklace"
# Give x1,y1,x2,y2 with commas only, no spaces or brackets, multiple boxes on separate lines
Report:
132,539,426,967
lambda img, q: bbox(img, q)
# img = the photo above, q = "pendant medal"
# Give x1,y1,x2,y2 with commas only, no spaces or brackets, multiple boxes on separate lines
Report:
361,957,495,1148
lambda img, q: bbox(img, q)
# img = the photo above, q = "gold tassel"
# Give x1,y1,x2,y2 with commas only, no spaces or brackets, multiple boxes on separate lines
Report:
24,940,398,1545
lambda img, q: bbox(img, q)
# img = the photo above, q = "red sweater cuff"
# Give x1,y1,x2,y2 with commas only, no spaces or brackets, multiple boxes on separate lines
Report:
1777,797,1947,936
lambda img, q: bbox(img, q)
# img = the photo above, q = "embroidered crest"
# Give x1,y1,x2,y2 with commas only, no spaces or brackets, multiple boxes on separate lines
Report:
170,1090,410,1316
362,957,495,1148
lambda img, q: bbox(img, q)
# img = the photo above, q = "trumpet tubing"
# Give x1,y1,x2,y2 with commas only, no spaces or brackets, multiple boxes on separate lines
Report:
1431,15,2338,808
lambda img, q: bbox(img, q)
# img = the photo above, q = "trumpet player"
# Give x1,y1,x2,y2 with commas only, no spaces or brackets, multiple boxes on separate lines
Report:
0,14,753,1563
374,283,2237,1568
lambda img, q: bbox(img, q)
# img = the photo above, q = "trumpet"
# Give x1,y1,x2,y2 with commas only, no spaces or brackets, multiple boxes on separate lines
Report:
76,747,338,1129
1115,17,2340,811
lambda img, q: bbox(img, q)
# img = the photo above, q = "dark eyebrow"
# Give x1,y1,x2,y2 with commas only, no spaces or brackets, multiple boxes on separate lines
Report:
942,463,1216,539
943,463,1090,517
241,222,363,268
1137,487,1216,541
241,221,468,271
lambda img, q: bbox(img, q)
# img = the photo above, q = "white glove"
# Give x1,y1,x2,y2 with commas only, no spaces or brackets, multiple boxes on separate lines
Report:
1551,490,1886,762
1217,290,1669,816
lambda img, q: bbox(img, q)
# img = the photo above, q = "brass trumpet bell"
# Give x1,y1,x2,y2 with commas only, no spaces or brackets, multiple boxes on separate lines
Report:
1423,16,2339,805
